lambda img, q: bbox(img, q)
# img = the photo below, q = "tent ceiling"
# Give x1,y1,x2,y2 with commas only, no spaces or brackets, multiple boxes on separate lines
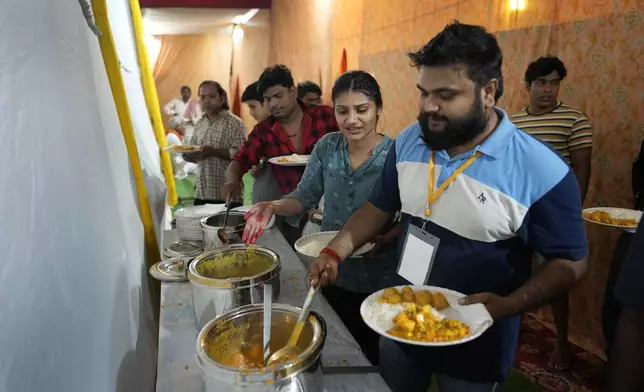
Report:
140,0,271,8
142,8,269,35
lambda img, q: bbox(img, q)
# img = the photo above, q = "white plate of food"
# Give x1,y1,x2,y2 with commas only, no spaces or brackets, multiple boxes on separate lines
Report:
295,230,374,259
162,145,201,154
269,154,310,166
232,205,275,229
360,285,494,347
582,207,641,233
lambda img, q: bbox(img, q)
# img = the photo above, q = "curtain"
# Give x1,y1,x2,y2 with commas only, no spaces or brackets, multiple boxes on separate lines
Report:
153,34,233,129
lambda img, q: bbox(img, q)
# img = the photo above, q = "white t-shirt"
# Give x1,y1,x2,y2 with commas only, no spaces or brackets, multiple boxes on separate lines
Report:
163,98,202,143
163,97,202,123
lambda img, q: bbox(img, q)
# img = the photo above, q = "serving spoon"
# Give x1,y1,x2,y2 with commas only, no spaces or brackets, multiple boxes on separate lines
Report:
267,283,319,366
217,194,233,244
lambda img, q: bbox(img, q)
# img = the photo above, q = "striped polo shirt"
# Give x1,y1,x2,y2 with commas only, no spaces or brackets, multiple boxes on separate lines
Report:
510,101,593,164
370,109,588,382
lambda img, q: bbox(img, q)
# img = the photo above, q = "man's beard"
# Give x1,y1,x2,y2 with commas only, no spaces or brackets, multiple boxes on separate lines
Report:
417,95,488,151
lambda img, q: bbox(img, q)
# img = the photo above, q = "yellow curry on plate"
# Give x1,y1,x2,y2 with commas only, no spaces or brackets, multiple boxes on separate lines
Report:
379,286,470,343
583,210,638,227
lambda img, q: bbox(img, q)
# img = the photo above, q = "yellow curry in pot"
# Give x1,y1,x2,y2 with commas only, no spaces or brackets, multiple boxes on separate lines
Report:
196,248,273,280
206,314,313,370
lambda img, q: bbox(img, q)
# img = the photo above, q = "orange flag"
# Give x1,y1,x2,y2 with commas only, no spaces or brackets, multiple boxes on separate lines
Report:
318,67,323,103
231,75,241,118
340,49,347,75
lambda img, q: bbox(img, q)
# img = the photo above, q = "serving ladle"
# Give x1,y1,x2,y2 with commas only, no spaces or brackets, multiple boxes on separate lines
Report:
217,194,233,244
266,284,319,366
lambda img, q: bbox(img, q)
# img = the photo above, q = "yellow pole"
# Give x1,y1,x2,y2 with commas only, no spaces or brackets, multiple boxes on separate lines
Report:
128,0,178,207
91,0,161,266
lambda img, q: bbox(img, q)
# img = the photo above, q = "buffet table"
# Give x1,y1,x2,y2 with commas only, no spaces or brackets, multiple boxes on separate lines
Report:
156,228,391,392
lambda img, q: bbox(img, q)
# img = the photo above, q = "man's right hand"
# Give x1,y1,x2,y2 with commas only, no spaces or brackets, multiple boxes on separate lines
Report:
249,157,268,177
307,254,339,288
221,181,241,203
249,165,261,177
242,202,275,244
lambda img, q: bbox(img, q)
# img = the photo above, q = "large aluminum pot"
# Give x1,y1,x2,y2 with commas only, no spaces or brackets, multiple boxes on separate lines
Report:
188,245,281,330
197,303,327,392
201,211,246,250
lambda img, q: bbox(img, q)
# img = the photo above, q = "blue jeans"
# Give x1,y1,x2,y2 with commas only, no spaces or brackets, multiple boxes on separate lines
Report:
379,338,501,392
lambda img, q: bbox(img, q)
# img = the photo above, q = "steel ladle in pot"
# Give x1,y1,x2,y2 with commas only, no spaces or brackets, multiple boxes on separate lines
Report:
238,283,273,365
267,283,319,366
217,194,234,244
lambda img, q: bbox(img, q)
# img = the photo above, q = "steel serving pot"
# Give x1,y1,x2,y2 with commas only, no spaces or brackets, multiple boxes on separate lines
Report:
188,244,281,330
201,211,247,250
196,303,327,392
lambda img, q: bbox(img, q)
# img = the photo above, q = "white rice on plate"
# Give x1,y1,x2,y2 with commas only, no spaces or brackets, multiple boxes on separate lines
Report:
295,231,375,261
298,240,327,256
360,300,445,332
360,285,494,347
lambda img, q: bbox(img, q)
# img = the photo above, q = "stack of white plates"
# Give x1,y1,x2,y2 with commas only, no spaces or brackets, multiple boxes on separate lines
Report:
175,204,226,240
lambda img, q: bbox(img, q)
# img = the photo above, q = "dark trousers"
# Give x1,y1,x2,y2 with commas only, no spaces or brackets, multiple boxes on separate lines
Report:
602,232,633,357
193,198,243,209
275,216,304,248
322,285,380,365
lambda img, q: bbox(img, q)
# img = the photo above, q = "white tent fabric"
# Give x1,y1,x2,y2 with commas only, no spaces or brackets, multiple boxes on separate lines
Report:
0,0,162,391
106,0,170,235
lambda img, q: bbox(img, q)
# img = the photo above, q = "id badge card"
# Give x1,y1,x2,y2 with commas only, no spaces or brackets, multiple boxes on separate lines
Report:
396,223,440,286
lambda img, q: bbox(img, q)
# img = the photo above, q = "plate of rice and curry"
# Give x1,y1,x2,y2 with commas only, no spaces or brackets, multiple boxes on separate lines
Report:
162,145,201,154
360,285,494,347
582,207,641,233
269,154,310,166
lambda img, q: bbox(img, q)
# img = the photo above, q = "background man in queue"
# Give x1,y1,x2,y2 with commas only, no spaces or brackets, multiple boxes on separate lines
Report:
223,65,338,242
241,81,270,123
185,80,247,207
306,22,588,392
606,220,644,392
240,81,282,204
163,85,201,143
511,56,593,370
297,80,323,106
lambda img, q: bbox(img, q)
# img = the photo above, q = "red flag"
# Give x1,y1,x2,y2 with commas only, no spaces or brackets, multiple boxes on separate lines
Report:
318,66,323,103
231,75,241,118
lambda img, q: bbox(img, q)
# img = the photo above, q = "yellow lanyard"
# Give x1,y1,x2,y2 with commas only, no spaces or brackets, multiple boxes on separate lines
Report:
425,151,482,217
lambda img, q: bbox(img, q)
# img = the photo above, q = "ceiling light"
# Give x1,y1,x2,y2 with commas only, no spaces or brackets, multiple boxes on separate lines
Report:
232,25,244,43
509,0,526,11
232,8,259,25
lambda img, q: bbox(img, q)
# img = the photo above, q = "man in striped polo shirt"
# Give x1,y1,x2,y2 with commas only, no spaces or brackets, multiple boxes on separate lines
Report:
307,22,588,391
511,56,593,370
511,56,593,197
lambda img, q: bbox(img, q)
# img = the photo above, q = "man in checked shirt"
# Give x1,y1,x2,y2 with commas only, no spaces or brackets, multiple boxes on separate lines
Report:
184,80,247,207
223,65,338,240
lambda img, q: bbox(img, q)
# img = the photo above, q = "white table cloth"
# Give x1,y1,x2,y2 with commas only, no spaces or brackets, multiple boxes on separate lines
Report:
156,228,391,392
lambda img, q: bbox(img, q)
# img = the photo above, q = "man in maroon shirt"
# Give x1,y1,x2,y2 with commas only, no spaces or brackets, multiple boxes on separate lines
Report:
223,64,338,199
